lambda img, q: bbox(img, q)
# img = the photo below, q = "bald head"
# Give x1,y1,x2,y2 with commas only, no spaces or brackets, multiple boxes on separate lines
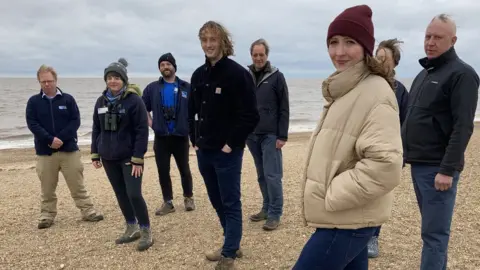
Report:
424,14,458,59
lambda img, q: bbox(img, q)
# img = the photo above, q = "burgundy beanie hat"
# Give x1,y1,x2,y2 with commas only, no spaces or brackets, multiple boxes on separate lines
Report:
327,5,375,56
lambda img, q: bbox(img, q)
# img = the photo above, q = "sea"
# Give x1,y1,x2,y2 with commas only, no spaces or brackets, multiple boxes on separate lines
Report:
0,77,479,150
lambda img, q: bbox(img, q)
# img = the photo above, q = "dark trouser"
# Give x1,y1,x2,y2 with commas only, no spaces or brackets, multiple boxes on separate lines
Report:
411,164,459,270
102,159,150,227
293,227,376,270
246,134,283,220
153,135,193,202
196,148,244,259
373,226,381,237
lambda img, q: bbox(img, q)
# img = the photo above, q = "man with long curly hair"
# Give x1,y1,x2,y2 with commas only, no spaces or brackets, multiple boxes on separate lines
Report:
188,21,259,269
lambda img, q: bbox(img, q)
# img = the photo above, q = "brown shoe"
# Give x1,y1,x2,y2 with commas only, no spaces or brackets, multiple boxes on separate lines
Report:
155,202,175,216
249,211,268,222
206,248,243,261
82,213,104,222
38,219,53,229
215,256,235,270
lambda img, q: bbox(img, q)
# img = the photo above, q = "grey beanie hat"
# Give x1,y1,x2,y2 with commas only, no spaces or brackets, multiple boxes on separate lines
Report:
104,58,129,83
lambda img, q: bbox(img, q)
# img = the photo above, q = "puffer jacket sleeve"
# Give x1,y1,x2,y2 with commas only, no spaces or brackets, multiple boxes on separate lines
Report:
324,102,403,212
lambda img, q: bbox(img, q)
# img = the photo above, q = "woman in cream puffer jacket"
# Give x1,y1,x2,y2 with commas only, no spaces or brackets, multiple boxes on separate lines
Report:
293,4,403,270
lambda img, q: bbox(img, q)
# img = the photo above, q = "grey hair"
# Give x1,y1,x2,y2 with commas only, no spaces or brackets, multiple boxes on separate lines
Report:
250,38,270,56
432,13,457,33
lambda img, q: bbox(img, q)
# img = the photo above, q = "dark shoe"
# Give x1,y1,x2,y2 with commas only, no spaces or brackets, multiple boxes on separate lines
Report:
184,197,196,211
215,256,235,270
137,227,154,251
38,219,53,229
206,248,243,261
262,218,280,231
155,202,175,216
115,223,141,244
368,236,379,258
249,211,267,222
82,213,104,222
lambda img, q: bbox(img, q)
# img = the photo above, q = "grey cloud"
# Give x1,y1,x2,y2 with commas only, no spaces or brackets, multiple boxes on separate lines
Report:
1,0,479,78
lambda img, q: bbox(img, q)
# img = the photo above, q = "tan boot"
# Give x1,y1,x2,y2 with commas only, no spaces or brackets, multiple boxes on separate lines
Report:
205,248,243,261
215,256,235,270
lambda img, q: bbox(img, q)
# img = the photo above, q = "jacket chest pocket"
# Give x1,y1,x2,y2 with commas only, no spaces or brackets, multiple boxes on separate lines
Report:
415,79,450,110
205,84,229,115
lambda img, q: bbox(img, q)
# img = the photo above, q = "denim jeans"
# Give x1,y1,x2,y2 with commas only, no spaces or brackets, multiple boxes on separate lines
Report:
293,227,376,270
196,148,244,259
246,134,283,219
411,164,459,270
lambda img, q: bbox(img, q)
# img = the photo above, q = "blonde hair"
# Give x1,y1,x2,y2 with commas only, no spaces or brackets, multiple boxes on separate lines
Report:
198,21,235,57
37,64,58,81
365,55,395,89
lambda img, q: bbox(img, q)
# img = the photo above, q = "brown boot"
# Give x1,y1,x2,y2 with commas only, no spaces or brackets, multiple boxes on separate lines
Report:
215,256,235,270
82,213,104,222
155,202,175,216
249,211,267,222
205,248,243,261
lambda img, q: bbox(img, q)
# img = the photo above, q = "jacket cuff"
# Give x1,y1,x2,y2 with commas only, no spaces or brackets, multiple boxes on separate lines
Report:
131,156,144,166
277,136,288,141
91,153,100,161
438,166,455,177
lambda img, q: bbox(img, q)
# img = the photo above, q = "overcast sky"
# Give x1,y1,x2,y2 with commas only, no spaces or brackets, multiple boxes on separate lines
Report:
2,0,479,79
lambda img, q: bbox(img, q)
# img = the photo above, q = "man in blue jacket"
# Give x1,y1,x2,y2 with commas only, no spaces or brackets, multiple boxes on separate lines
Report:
25,65,103,229
142,53,195,216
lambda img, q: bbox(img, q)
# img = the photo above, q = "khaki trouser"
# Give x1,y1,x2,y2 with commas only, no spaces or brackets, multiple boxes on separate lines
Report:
36,151,95,221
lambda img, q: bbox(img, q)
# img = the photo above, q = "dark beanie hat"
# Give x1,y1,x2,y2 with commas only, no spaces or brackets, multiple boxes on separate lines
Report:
158,53,177,71
327,5,375,56
104,58,129,83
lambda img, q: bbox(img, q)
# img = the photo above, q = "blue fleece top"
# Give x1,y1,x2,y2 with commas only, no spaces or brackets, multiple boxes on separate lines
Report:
162,82,177,133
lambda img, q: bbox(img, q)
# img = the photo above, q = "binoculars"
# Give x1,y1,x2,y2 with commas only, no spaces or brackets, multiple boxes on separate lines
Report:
104,112,119,131
163,106,176,121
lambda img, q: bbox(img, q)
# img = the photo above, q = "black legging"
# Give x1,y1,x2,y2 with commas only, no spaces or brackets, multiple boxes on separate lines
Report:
102,159,150,226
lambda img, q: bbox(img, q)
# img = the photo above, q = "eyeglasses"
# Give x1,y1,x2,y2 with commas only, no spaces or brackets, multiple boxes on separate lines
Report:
40,80,55,84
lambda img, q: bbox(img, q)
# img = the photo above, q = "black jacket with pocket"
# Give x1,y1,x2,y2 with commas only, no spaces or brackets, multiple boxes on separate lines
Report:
188,56,259,150
402,47,479,176
91,84,149,165
248,62,290,141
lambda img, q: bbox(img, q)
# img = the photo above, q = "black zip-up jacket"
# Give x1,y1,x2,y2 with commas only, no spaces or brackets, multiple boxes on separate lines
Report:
248,62,290,141
394,79,409,127
91,84,149,165
189,56,259,150
402,47,479,176
142,76,190,137
26,88,80,155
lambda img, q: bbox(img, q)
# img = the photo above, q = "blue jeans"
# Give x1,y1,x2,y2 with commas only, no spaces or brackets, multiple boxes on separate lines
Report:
411,164,459,270
196,148,244,259
293,227,376,269
246,134,283,219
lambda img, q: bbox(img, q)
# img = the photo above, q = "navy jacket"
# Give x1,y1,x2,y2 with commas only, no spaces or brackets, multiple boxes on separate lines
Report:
26,88,80,155
142,77,190,137
394,79,409,127
402,47,479,176
189,56,259,150
91,84,149,165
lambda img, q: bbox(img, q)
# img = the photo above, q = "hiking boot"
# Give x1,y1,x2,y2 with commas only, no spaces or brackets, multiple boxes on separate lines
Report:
368,236,379,258
249,211,267,222
206,248,243,261
137,227,154,251
82,213,104,222
215,256,235,270
155,202,175,216
184,197,196,211
38,219,53,229
115,223,141,244
262,218,280,231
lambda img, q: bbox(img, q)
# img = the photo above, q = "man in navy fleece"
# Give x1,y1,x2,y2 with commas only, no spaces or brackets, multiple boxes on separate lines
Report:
26,64,103,229
142,53,195,216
